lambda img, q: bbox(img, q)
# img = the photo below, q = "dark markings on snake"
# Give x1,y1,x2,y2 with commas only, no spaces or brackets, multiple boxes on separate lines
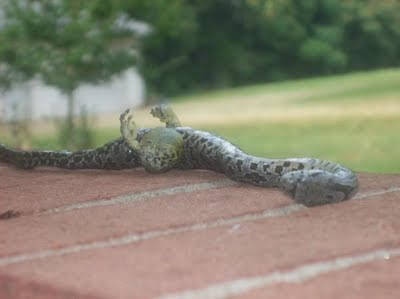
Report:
0,105,359,207
275,165,283,175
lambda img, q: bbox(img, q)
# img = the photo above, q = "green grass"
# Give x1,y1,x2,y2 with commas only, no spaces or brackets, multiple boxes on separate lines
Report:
173,68,400,105
201,117,400,173
14,116,399,173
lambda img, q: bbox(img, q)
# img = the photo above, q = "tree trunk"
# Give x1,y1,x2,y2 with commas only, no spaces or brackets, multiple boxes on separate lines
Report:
65,91,75,147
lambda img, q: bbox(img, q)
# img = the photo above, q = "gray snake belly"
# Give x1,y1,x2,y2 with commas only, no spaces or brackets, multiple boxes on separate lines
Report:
0,127,358,206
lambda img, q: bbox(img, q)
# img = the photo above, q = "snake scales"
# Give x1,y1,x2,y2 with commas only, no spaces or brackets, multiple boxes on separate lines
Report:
0,105,358,206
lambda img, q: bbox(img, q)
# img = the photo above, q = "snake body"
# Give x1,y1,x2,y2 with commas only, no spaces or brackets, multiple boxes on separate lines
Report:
0,106,359,206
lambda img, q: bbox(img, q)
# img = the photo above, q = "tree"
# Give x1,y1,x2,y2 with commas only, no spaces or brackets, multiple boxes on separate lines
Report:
123,0,400,96
342,0,400,70
119,0,198,97
134,0,267,95
0,0,139,148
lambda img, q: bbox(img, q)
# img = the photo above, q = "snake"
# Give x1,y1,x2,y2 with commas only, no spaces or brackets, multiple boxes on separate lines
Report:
0,104,359,207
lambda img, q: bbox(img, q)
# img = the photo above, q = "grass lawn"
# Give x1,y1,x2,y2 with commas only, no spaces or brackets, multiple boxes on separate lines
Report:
1,68,399,173
201,118,400,173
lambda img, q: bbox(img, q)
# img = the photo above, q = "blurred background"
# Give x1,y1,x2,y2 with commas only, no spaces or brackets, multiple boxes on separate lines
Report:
0,0,399,173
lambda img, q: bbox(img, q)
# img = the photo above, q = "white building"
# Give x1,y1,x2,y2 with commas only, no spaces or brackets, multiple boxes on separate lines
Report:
0,68,145,121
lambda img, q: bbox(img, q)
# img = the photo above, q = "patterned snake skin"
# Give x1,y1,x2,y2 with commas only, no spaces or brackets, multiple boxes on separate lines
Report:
0,105,358,207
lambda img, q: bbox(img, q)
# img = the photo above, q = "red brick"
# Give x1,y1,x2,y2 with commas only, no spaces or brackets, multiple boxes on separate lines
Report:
1,191,399,299
0,165,224,213
2,172,398,258
357,173,400,192
1,166,399,298
0,185,289,257
238,256,400,299
0,273,100,299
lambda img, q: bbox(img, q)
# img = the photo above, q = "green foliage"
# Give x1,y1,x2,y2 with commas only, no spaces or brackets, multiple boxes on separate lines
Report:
299,38,347,72
341,0,400,69
132,0,400,95
1,0,399,100
0,0,138,93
